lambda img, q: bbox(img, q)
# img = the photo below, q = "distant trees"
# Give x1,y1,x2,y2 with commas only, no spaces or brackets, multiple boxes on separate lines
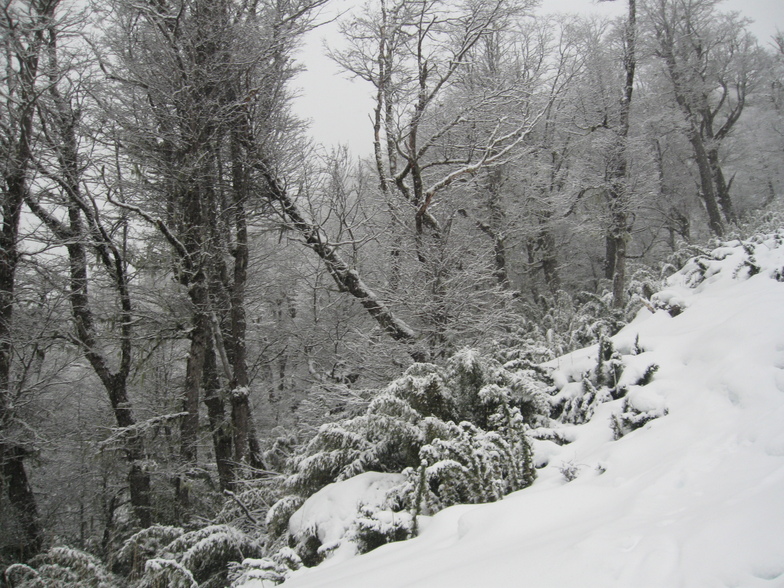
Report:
644,0,762,236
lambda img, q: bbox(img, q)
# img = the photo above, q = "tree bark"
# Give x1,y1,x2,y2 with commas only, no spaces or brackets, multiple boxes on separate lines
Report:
606,0,636,309
202,330,234,491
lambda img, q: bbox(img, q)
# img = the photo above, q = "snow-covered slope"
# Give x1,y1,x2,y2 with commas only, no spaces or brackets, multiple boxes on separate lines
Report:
269,235,784,588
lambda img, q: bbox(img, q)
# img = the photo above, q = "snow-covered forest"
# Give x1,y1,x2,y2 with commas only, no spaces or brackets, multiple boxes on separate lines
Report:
1,0,783,586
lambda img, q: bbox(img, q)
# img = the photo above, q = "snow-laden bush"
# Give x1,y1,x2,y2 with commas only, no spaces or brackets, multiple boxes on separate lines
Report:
276,351,547,507
552,337,627,425
112,523,261,588
428,419,531,513
611,388,668,440
227,549,302,587
410,407,534,516
6,546,117,587
114,524,185,578
266,348,549,564
137,558,197,588
348,506,415,555
284,472,408,566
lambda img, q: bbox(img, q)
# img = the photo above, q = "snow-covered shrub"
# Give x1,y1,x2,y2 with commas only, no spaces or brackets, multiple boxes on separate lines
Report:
348,506,415,555
278,352,546,511
114,524,185,578
286,472,408,565
537,290,627,352
113,524,261,588
559,460,581,482
165,525,262,587
551,337,661,428
552,337,626,425
137,558,197,588
410,417,535,515
284,393,425,499
611,395,669,440
3,563,39,588
266,349,547,563
447,348,550,430
8,546,117,587
385,362,457,422
266,494,306,539
227,547,303,587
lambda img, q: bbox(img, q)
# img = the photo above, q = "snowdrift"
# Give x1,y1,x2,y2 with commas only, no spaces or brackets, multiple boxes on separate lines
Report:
253,234,784,587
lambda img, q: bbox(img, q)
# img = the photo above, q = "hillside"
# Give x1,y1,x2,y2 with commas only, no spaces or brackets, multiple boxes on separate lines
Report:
256,233,784,587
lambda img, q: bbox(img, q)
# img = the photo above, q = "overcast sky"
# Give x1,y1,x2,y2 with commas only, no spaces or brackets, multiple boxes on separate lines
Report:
292,0,784,154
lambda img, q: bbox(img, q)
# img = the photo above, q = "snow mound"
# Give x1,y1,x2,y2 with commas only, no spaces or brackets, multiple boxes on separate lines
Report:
288,472,406,561
266,234,784,587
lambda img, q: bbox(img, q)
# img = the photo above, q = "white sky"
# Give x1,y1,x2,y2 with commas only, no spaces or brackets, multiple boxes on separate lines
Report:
292,0,784,154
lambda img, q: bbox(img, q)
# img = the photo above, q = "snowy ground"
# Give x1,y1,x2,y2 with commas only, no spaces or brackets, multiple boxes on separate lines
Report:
248,235,784,587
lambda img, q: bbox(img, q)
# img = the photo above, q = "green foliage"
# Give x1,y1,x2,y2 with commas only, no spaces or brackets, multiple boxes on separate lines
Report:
279,350,548,502
265,495,306,539
166,525,262,587
111,524,261,588
635,364,659,387
611,398,669,440
411,416,535,515
348,506,415,555
114,524,185,579
266,347,549,559
6,546,117,588
552,339,660,425
137,559,197,588
385,363,457,422
227,549,302,587
533,290,627,354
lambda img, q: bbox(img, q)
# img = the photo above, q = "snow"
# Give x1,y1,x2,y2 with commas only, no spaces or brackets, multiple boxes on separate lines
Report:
244,235,784,587
287,472,407,561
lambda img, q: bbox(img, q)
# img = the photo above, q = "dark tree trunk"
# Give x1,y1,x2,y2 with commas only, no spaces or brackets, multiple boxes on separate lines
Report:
707,147,736,224
688,131,726,237
1,177,43,558
0,0,48,554
182,282,209,468
202,331,234,491
0,446,42,559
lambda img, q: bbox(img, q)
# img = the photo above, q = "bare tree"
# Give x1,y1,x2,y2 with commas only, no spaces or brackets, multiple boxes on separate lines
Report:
645,0,761,236
103,0,337,494
0,0,57,557
21,2,153,527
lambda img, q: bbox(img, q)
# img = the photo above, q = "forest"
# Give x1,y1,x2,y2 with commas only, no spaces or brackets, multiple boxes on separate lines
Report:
0,0,782,586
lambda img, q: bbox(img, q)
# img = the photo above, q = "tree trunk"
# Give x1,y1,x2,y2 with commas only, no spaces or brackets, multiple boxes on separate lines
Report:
182,283,209,468
0,445,42,559
708,147,736,224
0,179,43,558
262,168,424,360
202,331,234,491
608,0,636,309
0,0,47,554
688,130,725,237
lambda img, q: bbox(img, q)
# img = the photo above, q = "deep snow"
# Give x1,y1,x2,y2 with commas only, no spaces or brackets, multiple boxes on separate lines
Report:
247,235,784,587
